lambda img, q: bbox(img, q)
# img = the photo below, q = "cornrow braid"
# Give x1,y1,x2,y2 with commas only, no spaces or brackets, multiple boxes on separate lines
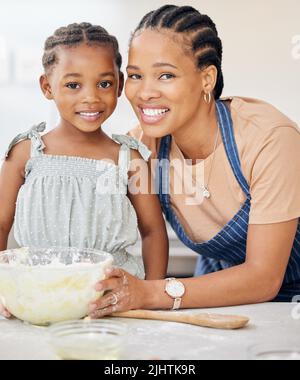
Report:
161,6,197,28
131,5,224,99
149,5,176,27
42,22,122,73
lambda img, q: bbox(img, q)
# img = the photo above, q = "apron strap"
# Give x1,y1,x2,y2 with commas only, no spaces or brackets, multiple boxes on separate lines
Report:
216,101,251,198
157,101,251,200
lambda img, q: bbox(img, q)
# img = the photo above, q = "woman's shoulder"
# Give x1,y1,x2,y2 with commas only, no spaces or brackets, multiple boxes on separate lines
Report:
227,96,300,164
227,96,298,132
226,97,300,189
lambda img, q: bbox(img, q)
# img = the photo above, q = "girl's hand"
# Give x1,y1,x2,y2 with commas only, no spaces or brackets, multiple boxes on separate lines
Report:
88,267,147,318
0,302,12,319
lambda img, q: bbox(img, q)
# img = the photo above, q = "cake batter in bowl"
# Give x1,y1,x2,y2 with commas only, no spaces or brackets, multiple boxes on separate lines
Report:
0,247,113,325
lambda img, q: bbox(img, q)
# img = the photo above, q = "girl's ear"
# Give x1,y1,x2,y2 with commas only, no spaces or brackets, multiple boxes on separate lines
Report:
40,74,53,100
118,72,124,97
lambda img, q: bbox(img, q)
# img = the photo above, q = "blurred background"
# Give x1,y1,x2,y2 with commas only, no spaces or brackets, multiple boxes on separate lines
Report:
1,0,300,275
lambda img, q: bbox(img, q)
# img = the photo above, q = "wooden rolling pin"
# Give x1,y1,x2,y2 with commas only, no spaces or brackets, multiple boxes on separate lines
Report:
111,310,249,330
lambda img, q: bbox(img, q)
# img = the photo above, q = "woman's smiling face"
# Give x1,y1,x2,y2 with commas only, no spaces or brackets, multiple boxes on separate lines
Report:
125,29,205,138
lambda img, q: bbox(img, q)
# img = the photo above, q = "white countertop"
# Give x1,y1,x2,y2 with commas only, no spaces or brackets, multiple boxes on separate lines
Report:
0,303,299,360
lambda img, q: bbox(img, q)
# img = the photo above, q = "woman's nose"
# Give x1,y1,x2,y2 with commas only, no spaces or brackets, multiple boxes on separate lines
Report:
137,80,161,101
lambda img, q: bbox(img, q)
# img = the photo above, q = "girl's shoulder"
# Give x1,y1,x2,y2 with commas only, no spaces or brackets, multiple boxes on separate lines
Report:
112,133,152,162
4,122,46,161
4,139,31,175
127,126,160,159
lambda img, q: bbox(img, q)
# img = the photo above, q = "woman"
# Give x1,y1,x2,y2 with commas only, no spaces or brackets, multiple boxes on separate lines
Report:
89,4,300,317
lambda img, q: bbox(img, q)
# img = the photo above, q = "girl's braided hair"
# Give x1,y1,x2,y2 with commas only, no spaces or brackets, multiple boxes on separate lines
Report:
42,22,122,73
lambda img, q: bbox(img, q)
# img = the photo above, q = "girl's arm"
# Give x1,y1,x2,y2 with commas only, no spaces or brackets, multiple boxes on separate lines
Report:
0,139,29,318
89,218,297,316
127,150,169,280
0,140,29,251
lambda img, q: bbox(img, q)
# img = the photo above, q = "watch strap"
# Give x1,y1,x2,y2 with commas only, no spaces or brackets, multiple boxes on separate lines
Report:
172,297,182,310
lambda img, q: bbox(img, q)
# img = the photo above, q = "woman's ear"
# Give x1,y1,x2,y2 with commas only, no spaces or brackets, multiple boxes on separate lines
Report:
39,74,53,100
118,72,124,97
201,65,218,96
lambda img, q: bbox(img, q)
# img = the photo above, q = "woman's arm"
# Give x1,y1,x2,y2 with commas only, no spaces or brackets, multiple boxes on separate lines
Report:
89,218,297,316
146,219,298,308
127,150,169,280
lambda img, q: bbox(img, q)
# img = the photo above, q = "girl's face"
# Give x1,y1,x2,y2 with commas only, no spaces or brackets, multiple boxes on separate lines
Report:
41,44,123,133
125,29,205,138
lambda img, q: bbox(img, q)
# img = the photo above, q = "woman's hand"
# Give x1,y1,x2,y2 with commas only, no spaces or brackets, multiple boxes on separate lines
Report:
88,267,148,318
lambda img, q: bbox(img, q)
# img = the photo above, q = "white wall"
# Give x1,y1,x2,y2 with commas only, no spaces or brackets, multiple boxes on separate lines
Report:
0,0,299,157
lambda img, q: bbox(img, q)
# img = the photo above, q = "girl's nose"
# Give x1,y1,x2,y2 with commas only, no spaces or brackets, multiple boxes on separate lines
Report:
82,87,100,104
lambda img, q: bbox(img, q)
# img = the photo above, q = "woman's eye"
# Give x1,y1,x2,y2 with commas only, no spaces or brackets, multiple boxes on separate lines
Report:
66,82,80,89
128,74,141,80
98,81,112,89
159,73,175,80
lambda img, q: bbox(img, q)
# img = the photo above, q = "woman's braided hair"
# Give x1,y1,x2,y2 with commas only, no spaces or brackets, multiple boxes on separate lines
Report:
42,22,122,73
131,5,224,99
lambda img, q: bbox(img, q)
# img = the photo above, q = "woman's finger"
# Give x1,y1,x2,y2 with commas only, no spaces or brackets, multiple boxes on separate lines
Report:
105,267,127,280
94,276,121,292
89,290,120,312
89,303,120,319
94,267,129,292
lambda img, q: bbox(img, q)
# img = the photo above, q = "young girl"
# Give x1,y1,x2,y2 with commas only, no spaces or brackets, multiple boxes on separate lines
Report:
0,23,168,288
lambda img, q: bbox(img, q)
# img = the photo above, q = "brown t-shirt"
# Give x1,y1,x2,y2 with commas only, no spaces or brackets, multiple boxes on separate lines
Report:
129,97,300,242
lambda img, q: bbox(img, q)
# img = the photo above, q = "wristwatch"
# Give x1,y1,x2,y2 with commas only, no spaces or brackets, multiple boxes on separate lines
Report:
164,277,185,310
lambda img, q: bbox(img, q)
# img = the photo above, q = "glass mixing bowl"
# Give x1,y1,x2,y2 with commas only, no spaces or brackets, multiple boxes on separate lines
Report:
49,319,128,360
248,343,300,360
0,247,113,325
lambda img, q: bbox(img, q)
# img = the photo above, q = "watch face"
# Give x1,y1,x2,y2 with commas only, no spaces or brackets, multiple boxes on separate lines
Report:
166,280,185,298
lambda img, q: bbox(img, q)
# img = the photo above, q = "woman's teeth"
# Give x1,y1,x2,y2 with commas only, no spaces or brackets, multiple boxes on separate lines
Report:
142,108,169,116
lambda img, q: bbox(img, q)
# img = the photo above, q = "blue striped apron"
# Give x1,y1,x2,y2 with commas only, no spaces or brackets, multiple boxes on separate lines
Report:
156,100,300,302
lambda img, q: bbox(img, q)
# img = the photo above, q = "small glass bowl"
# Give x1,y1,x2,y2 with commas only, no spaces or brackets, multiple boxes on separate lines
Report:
248,343,300,360
48,319,128,360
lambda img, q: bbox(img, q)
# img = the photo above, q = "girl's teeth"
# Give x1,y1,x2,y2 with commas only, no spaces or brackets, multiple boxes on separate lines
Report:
79,112,99,116
142,109,169,116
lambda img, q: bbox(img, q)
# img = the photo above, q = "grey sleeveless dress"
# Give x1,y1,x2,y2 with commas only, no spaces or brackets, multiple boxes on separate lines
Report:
5,123,152,279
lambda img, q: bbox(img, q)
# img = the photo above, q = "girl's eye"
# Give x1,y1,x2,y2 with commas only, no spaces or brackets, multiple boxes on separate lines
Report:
128,74,142,80
98,81,112,89
159,73,175,80
66,82,80,89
